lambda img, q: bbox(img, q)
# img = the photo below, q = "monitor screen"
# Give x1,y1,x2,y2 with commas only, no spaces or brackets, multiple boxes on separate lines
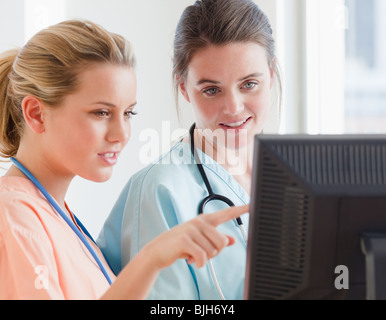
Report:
244,134,386,300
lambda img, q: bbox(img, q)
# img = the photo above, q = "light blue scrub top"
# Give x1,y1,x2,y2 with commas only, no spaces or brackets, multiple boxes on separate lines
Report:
97,141,250,300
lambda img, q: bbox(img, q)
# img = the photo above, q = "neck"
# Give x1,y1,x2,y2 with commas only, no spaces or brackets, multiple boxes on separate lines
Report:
192,130,253,195
7,151,73,210
221,148,253,196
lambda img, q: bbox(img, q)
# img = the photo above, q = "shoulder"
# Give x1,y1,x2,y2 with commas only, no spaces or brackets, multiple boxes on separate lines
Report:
0,176,43,210
0,177,51,237
0,176,45,205
117,142,203,213
129,141,197,188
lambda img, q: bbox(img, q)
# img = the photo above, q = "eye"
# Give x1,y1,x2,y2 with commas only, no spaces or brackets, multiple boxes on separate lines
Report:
124,110,138,119
203,87,220,96
242,81,258,90
93,110,110,118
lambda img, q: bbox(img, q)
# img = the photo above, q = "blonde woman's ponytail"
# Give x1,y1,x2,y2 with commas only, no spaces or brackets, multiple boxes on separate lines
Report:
0,49,22,158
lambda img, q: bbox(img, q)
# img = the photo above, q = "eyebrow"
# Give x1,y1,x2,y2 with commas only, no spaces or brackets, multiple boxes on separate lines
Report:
196,73,264,86
196,79,220,86
93,101,137,108
239,73,264,81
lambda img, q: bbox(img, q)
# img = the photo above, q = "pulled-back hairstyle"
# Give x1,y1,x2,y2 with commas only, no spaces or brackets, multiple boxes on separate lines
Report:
0,20,135,158
173,0,282,116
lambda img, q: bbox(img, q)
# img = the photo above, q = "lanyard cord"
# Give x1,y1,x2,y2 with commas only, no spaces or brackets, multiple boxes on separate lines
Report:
10,157,113,286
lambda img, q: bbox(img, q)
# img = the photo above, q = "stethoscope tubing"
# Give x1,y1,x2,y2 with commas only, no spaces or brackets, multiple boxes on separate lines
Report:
189,124,245,228
10,157,113,286
189,123,248,300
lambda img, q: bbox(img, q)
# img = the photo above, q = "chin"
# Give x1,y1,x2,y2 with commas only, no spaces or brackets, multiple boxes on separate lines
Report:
224,132,250,150
94,176,112,183
80,170,113,183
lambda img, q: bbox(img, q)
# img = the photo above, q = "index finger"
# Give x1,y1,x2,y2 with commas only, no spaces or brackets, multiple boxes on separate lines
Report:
204,204,249,227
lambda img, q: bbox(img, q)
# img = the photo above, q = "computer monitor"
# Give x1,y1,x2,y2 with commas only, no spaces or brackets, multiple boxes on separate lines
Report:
244,134,386,300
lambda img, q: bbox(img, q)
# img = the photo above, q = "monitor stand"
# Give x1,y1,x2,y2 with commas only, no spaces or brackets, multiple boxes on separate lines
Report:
361,233,386,300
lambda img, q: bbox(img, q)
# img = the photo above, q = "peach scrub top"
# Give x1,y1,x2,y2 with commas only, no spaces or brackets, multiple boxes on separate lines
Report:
0,176,116,299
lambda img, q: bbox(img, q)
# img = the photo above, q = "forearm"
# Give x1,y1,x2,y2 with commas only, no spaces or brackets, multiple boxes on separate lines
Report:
100,243,161,300
100,204,249,300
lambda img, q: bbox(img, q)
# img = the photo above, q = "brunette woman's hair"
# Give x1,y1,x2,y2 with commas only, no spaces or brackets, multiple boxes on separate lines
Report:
173,0,282,117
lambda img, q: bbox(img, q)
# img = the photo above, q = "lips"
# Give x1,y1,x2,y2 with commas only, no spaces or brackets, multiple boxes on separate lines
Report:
102,153,116,158
219,117,252,129
98,152,120,166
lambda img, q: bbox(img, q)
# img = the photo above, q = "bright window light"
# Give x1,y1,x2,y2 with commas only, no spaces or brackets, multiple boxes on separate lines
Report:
344,0,386,133
305,0,346,134
24,0,66,43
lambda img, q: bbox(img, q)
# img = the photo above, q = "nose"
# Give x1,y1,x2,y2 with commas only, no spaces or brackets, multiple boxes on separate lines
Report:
107,118,131,145
223,90,244,115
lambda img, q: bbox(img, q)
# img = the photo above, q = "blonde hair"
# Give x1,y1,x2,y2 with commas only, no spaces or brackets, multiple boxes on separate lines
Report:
0,20,135,158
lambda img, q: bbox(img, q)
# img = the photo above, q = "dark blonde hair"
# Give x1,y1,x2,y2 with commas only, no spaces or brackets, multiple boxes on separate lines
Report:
0,20,135,158
173,0,282,116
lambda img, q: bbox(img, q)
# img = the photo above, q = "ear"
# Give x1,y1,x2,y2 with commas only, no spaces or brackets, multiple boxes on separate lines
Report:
269,59,276,90
21,96,46,134
178,77,191,103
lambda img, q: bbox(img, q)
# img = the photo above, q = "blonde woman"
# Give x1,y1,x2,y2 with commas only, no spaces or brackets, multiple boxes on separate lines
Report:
0,19,248,300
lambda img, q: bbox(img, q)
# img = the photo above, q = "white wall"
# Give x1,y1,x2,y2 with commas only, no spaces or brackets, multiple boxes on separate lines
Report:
0,1,24,53
67,0,280,238
0,0,193,238
63,0,194,238
0,0,281,238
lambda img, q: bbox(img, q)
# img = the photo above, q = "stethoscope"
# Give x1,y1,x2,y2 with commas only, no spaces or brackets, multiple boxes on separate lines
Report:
10,157,113,286
189,123,247,300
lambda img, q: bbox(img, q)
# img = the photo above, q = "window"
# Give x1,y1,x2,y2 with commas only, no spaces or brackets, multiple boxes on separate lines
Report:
276,0,385,134
273,0,347,134
344,0,386,133
304,0,346,134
